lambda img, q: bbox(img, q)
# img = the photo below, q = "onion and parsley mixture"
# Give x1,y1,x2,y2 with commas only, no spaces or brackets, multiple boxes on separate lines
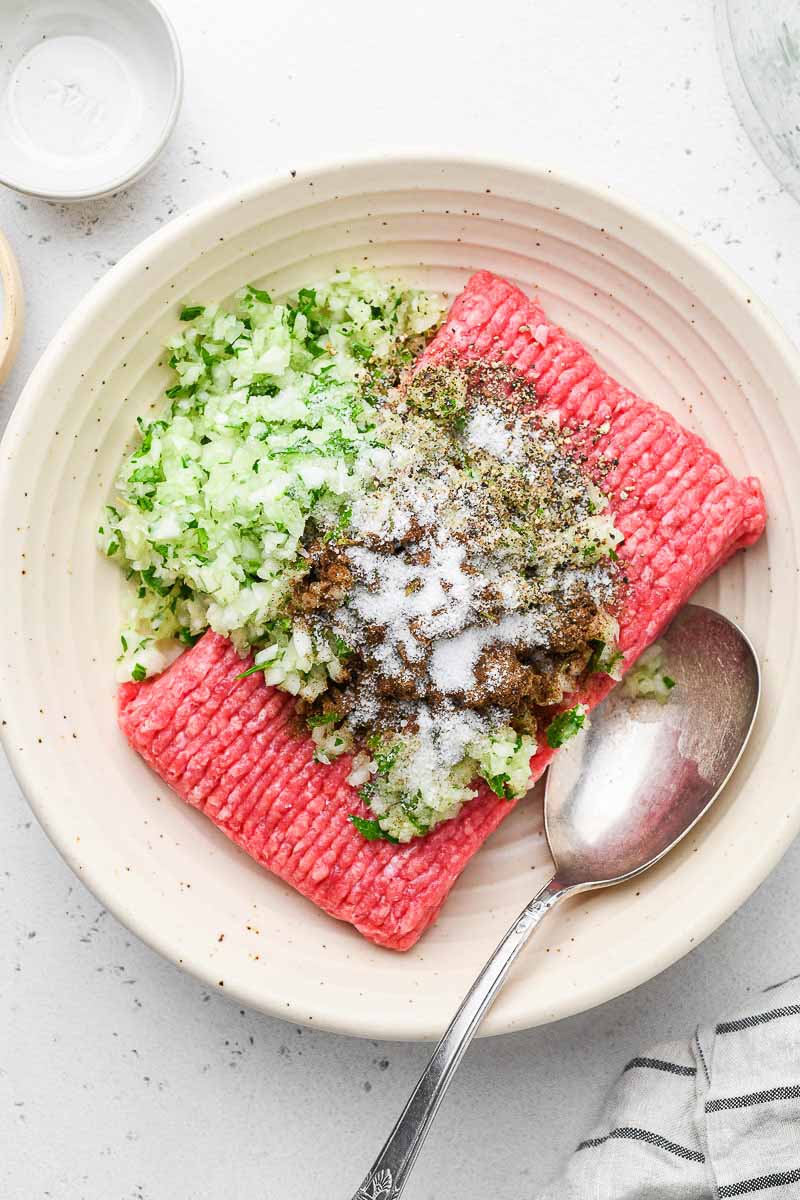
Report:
100,271,625,844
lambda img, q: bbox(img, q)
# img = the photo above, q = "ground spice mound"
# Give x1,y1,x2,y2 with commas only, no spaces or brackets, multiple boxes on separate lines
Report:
294,361,623,748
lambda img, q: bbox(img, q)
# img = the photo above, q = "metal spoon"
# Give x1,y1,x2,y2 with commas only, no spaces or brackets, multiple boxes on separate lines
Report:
351,604,760,1200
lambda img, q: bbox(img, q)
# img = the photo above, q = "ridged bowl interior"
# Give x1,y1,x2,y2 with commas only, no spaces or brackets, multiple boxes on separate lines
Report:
1,157,797,1039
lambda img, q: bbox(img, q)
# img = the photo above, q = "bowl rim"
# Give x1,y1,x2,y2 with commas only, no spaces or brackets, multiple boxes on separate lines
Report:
0,0,184,202
2,151,799,1039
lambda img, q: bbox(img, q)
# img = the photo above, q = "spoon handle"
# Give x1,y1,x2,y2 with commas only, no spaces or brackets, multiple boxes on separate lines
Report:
350,875,573,1200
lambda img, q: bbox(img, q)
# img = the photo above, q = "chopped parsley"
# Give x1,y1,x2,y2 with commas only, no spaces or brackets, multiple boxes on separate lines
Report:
306,711,340,728
483,771,514,799
249,376,279,398
235,661,269,680
375,745,400,778
545,705,587,749
332,635,352,659
247,285,272,304
587,638,623,677
348,815,399,843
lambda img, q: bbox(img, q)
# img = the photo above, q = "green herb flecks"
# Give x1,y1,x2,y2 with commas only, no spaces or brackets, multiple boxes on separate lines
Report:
348,815,400,843
545,705,587,749
249,376,280,398
587,638,623,677
235,661,270,680
483,771,514,800
332,635,352,660
246,286,272,304
306,712,340,728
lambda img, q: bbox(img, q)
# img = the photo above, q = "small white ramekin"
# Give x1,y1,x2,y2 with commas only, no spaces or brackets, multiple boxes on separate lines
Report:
0,0,183,201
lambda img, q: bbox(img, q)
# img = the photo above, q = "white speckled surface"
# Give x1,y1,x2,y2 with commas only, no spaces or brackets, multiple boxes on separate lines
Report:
2,2,800,1197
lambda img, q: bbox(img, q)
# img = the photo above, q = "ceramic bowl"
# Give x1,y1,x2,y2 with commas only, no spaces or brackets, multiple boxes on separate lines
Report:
1,156,798,1038
0,0,182,201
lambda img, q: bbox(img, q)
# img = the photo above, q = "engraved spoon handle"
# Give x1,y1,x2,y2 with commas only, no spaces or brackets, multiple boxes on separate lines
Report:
350,875,572,1199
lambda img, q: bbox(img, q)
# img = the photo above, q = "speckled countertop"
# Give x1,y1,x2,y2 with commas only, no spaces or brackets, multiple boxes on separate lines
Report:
2,3,800,1198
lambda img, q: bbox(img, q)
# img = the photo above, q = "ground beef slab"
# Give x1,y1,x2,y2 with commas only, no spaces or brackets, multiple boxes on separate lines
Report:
118,271,766,952
118,631,518,951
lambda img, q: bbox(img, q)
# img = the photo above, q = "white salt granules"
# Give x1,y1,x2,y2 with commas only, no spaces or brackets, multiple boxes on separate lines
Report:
465,406,525,462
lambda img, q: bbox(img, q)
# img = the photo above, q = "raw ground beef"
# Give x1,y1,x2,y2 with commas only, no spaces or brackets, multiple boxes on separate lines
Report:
118,271,766,950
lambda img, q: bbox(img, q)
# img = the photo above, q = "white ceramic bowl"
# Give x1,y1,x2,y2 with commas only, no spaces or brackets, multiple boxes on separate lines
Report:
1,156,798,1040
0,0,182,201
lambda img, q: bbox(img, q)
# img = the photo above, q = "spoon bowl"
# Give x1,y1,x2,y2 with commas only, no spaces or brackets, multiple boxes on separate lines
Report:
352,604,761,1200
547,605,761,888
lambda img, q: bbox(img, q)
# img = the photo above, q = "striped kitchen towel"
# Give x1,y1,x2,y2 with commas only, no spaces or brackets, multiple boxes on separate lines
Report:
538,977,800,1199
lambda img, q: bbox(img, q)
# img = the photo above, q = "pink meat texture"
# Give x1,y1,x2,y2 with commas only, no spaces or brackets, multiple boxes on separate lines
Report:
118,271,766,950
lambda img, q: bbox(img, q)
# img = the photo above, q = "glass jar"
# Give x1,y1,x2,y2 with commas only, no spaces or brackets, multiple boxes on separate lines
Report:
716,0,800,201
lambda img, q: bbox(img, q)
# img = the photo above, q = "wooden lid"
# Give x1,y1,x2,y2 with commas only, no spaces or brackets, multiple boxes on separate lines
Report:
0,230,23,387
